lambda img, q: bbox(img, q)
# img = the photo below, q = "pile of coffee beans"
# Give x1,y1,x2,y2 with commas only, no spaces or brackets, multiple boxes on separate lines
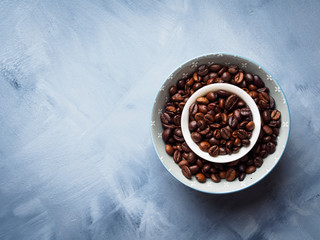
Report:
189,91,254,157
160,63,281,183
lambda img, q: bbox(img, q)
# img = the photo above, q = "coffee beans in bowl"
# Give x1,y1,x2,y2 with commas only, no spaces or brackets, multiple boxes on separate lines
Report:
151,53,290,194
189,91,255,157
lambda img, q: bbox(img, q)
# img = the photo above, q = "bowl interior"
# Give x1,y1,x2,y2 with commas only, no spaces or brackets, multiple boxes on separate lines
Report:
151,53,290,194
181,83,261,163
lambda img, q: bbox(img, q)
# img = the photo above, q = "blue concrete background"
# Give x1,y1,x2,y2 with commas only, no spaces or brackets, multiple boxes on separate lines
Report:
0,0,319,239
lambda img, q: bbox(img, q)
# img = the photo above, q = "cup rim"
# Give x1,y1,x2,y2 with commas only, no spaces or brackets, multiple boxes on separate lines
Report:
181,83,261,163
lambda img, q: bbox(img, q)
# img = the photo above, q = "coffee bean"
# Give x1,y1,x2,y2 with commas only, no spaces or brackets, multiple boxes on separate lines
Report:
169,86,178,96
189,103,198,115
244,73,253,83
196,97,209,105
198,65,209,76
173,150,182,163
218,66,228,76
187,152,197,164
225,94,239,110
235,72,244,84
202,163,211,172
189,120,198,131
204,114,214,124
253,75,264,88
208,145,219,157
269,96,275,109
254,157,263,167
263,125,273,135
199,141,211,152
209,72,219,79
192,83,202,91
177,79,185,89
237,129,248,139
195,173,206,183
249,91,259,99
221,128,231,140
271,110,281,120
221,113,228,126
160,112,171,124
219,98,225,110
238,172,246,181
259,92,270,103
189,165,200,174
237,100,246,108
165,144,174,156
266,142,276,154
191,132,202,143
162,128,172,142
217,90,230,98
259,150,268,158
173,115,181,125
198,105,208,114
226,168,237,181
234,109,241,121
172,93,184,102
246,166,256,174
219,147,227,155
262,110,271,123
182,165,192,179
221,72,232,82
240,108,252,117
242,139,250,146
219,171,227,179
178,160,189,168
210,173,221,183
209,64,222,72
228,115,238,129
194,112,204,121
182,142,191,152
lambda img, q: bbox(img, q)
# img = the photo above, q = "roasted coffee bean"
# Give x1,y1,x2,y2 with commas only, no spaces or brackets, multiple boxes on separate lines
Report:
197,65,209,76
263,125,273,135
178,160,189,168
263,136,271,143
259,150,268,158
208,145,219,157
217,90,230,98
273,128,279,136
189,165,200,174
257,87,269,93
162,128,172,142
253,75,264,88
192,83,202,91
198,104,208,114
202,163,211,172
242,139,250,146
244,73,254,83
197,119,207,130
189,120,198,131
173,150,182,163
219,98,225,110
238,172,246,181
172,93,184,102
189,103,198,115
228,115,238,129
182,165,192,179
169,86,178,96
221,113,228,125
194,112,204,121
225,94,239,110
196,97,209,105
226,168,237,181
209,137,220,146
209,64,222,72
238,164,246,172
219,147,227,155
191,132,202,143
219,171,227,179
271,110,281,120
209,72,219,79
177,79,185,89
246,121,255,131
240,108,252,116
234,72,244,84
259,92,270,103
182,142,191,152
221,72,232,82
233,109,241,121
195,173,206,183
246,166,256,174
254,157,263,167
221,128,231,140
173,115,181,125
204,114,215,124
237,129,248,139
233,138,241,147
266,142,276,154
160,112,171,124
249,91,259,99
199,126,210,135
174,128,183,137
262,110,271,123
199,141,211,152
218,66,228,76
173,134,184,142
214,129,221,139
165,144,174,156
207,92,218,102
211,173,221,183
237,100,246,108
210,123,221,129
269,96,275,109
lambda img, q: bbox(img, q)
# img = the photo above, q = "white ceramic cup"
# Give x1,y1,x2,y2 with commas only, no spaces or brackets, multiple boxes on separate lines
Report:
181,83,261,163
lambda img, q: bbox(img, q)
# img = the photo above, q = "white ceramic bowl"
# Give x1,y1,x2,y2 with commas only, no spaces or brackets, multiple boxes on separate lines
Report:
151,53,290,194
181,83,261,163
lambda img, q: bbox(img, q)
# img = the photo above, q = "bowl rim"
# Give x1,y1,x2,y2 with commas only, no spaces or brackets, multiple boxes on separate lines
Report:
150,53,291,194
181,83,261,163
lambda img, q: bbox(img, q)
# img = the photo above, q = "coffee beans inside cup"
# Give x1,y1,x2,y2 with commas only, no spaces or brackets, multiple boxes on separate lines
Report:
160,63,281,183
189,91,255,157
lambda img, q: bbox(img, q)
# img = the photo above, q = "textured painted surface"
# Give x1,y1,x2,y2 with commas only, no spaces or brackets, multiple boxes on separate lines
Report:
0,0,319,239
